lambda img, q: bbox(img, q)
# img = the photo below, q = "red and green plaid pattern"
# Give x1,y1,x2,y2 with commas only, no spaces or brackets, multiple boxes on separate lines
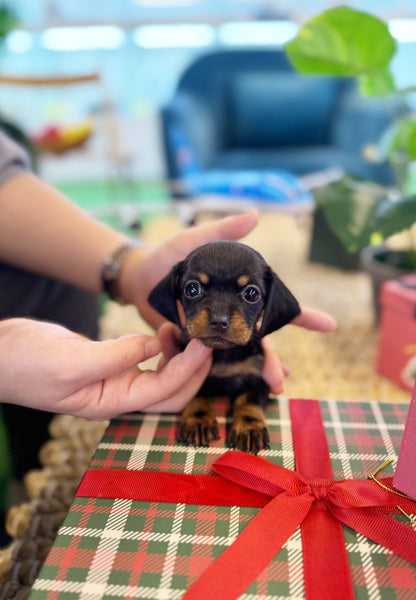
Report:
29,397,415,599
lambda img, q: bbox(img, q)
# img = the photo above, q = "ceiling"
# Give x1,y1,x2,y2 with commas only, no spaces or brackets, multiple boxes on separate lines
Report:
11,0,416,29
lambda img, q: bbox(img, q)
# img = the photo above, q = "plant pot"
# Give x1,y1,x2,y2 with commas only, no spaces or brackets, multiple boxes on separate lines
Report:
308,205,362,270
360,244,414,322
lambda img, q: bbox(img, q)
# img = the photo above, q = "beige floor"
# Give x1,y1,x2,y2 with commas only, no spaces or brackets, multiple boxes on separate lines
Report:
100,211,411,405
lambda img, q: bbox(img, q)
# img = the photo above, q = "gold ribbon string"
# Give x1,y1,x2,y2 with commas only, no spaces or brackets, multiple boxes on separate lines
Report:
367,459,416,527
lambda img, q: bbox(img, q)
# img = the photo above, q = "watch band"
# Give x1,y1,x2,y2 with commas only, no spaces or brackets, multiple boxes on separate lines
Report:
101,240,142,302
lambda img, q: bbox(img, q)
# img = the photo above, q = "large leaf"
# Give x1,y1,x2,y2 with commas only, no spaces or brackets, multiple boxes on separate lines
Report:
377,117,416,164
285,6,396,76
390,117,416,160
374,193,416,236
0,5,18,40
359,68,397,97
315,177,416,252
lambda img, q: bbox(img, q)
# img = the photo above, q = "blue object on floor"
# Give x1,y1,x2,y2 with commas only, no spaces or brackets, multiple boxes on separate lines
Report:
166,122,313,207
183,169,313,204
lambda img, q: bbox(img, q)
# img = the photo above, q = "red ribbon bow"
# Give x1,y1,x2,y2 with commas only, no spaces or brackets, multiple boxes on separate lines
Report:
76,399,416,599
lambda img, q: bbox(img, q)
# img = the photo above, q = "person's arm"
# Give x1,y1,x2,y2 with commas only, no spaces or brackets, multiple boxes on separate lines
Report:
0,152,260,305
0,130,135,292
0,171,132,293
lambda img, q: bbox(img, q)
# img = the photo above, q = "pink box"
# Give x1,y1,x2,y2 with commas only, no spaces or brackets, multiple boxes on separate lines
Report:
377,275,416,391
394,383,416,500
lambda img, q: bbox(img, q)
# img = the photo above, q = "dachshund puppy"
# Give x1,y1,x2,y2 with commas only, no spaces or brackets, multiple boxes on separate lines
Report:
148,241,300,453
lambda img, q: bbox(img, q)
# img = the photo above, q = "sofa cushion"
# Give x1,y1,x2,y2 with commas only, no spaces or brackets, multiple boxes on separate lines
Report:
214,147,391,182
227,72,340,148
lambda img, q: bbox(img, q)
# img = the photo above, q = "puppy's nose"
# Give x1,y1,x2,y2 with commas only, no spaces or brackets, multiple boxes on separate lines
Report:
210,315,230,332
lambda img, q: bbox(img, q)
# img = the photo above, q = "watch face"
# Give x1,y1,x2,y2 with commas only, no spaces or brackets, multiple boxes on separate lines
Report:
102,242,140,299
104,263,119,280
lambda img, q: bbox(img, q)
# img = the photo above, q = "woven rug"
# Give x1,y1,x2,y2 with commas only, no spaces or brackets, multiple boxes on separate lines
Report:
0,211,410,599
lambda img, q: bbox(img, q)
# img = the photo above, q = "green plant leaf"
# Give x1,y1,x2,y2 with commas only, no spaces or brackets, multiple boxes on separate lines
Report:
315,177,416,252
374,193,416,239
0,5,18,40
285,6,396,76
377,123,400,161
379,117,416,161
359,68,397,97
395,118,416,160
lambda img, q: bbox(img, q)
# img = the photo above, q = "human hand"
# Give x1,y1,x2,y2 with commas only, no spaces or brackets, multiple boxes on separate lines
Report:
261,307,337,394
119,211,260,329
0,318,212,420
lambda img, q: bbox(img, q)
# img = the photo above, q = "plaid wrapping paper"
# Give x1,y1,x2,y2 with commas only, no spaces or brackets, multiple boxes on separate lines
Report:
29,397,416,600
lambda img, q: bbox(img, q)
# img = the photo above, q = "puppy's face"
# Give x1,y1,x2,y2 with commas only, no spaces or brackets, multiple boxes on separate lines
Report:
148,241,300,349
179,243,266,348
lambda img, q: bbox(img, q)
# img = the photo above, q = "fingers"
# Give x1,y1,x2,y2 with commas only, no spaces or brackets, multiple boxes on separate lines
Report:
261,308,336,394
126,338,213,413
292,306,337,332
200,210,259,242
261,335,286,395
79,334,162,385
156,322,182,369
167,211,259,260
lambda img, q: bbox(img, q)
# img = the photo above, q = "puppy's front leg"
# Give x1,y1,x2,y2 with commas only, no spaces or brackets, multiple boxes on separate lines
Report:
228,393,270,454
179,397,219,447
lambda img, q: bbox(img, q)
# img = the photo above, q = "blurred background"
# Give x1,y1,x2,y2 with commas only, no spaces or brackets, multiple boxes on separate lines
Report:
1,0,416,193
0,0,415,398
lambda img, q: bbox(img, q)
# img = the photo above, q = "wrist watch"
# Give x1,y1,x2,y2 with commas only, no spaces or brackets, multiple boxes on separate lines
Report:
101,240,142,302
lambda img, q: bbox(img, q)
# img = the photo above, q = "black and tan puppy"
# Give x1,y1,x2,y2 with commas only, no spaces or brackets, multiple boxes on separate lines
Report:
148,241,300,453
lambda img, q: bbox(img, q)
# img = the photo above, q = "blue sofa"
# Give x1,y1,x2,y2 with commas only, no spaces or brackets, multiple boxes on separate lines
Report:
160,48,395,199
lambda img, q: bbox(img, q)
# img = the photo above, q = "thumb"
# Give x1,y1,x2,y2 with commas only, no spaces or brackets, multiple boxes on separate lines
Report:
178,210,259,252
292,307,337,331
80,334,161,382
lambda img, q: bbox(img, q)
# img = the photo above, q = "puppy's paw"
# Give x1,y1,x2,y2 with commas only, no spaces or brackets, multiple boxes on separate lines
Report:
228,402,270,454
178,397,219,447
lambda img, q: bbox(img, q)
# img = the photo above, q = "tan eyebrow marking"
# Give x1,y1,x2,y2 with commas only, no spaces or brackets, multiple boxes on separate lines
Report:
237,275,249,287
198,272,209,285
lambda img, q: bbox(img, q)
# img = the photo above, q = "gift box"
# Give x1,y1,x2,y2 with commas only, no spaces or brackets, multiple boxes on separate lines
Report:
377,275,416,391
29,397,416,599
394,383,416,501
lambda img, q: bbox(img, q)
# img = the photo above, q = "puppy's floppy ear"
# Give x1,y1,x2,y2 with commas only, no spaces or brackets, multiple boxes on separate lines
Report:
259,268,301,336
148,263,183,327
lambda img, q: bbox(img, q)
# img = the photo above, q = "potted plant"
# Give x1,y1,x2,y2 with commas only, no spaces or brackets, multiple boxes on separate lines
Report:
284,6,416,315
0,3,17,45
312,174,416,318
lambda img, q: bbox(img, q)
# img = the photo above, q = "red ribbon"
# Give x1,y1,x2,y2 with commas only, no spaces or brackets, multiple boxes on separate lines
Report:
76,399,416,599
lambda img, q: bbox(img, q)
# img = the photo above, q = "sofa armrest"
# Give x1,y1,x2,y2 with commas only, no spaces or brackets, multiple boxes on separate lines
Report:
160,92,217,181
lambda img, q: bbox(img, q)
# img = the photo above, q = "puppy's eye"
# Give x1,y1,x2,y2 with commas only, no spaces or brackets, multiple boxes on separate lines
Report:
184,280,202,299
242,284,261,304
